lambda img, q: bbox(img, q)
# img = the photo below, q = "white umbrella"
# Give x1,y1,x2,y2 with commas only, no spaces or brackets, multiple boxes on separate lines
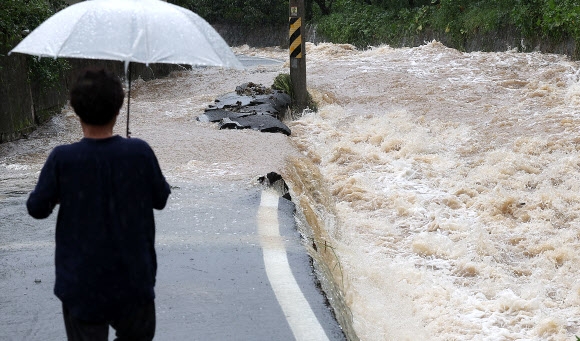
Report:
9,0,243,136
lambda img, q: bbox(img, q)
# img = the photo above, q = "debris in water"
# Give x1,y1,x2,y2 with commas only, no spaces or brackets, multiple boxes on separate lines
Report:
198,83,292,135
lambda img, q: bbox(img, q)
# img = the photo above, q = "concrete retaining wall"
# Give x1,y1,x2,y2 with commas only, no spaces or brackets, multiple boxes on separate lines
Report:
0,51,188,143
0,52,36,143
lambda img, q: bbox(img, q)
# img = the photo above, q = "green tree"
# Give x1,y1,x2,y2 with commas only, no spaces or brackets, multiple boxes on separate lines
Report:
1,0,69,90
1,0,65,46
313,0,334,15
168,0,288,26
541,0,580,41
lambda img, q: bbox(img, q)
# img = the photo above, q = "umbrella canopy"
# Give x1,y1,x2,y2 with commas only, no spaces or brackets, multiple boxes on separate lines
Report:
9,0,243,136
10,0,242,69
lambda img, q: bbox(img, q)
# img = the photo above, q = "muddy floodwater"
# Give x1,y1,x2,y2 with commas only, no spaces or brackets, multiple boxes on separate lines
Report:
3,42,580,340
289,42,580,340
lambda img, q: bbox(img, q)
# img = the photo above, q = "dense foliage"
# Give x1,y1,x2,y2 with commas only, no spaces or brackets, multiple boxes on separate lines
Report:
167,0,288,26
3,1,44,42
0,0,66,46
314,0,580,55
1,0,69,90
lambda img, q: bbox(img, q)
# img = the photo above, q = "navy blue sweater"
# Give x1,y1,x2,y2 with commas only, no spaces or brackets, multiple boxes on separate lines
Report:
27,136,170,321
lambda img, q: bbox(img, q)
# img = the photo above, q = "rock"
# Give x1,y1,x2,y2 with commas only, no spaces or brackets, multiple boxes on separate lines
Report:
209,93,252,109
219,117,245,130
197,109,251,123
268,91,292,113
235,82,272,96
199,84,293,136
258,172,291,200
219,115,291,136
238,103,279,116
242,91,291,118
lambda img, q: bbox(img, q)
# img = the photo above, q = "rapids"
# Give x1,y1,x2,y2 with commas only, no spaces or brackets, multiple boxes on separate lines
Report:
2,41,580,340
288,41,580,340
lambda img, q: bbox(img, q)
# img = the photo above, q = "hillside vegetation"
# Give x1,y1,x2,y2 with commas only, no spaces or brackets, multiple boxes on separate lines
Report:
171,0,580,56
1,0,69,89
312,0,580,55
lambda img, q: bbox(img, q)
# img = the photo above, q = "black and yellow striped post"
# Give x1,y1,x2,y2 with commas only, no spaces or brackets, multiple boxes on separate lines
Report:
289,0,307,110
289,17,302,59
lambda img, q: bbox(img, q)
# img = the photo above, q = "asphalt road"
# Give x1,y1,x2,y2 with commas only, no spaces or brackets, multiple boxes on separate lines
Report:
0,179,346,340
0,55,346,340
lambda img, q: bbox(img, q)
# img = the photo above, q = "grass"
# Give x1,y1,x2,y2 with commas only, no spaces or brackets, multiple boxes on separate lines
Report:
272,73,318,116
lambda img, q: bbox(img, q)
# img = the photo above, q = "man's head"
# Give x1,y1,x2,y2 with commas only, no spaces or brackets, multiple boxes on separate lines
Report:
70,68,125,126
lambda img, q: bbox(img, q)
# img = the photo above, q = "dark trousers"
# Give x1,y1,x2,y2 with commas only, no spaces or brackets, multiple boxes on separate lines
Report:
62,301,156,341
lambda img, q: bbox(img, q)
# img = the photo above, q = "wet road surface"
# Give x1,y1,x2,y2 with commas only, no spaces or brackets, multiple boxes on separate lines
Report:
0,180,345,340
0,55,345,340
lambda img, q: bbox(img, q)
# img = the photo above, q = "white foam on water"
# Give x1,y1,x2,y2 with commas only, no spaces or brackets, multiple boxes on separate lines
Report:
3,164,30,171
289,41,580,340
3,42,580,340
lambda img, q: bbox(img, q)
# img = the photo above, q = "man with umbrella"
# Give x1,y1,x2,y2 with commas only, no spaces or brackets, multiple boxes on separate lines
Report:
27,67,171,340
12,1,240,339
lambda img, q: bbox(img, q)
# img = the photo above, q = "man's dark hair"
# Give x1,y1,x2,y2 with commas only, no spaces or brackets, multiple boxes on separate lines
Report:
70,68,125,126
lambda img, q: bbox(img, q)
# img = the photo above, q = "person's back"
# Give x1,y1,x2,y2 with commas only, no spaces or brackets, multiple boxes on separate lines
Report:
27,67,170,340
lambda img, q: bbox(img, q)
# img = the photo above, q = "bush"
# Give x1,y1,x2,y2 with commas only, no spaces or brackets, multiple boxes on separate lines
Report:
168,0,288,26
1,0,69,90
540,0,580,41
312,0,580,57
0,0,66,47
316,0,398,47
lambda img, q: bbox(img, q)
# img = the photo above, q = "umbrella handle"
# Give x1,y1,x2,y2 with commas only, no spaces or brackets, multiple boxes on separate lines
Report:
126,62,132,138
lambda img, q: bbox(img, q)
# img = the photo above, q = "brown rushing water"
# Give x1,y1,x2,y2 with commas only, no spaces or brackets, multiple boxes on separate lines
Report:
287,42,580,340
0,46,297,198
3,42,580,340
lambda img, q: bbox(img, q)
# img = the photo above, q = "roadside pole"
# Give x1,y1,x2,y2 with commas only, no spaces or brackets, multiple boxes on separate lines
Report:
289,0,307,110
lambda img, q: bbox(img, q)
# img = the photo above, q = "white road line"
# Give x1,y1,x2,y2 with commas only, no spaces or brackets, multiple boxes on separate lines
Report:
258,189,330,341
